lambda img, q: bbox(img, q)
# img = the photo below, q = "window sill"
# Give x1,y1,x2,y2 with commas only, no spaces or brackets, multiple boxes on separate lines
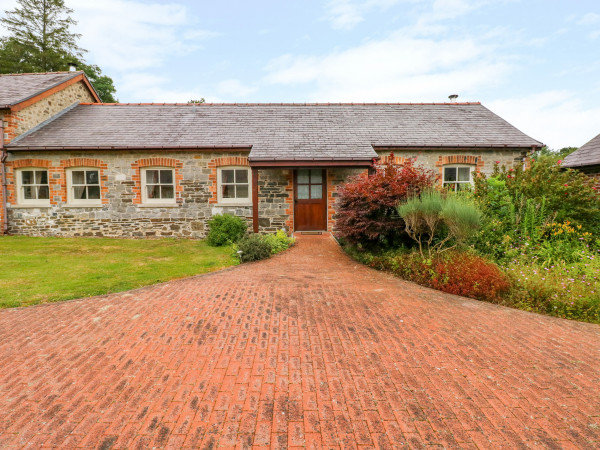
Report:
10,204,51,209
137,203,179,208
64,204,104,208
215,203,253,208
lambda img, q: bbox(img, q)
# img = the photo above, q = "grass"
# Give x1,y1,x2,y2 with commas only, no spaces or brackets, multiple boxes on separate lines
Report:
0,236,238,308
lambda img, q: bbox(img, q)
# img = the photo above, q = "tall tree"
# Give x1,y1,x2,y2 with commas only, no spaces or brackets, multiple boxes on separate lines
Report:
0,0,118,102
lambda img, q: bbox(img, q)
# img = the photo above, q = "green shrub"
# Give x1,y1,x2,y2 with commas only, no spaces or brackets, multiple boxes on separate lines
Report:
206,214,247,246
397,190,481,257
262,229,295,255
236,234,272,262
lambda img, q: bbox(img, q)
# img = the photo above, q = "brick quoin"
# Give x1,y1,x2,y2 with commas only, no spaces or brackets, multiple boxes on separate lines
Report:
131,157,184,205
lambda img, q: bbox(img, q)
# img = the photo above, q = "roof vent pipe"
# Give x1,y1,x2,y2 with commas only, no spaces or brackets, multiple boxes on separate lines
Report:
68,62,77,72
448,94,458,102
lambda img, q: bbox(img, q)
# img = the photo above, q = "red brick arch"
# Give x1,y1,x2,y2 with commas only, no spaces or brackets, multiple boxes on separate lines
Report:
134,157,182,168
11,159,52,168
435,154,484,185
61,158,107,168
131,157,184,205
208,156,250,204
378,154,408,165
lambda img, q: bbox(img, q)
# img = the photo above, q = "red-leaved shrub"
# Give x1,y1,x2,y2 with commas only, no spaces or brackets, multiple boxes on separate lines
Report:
362,250,509,303
429,252,510,302
335,154,435,247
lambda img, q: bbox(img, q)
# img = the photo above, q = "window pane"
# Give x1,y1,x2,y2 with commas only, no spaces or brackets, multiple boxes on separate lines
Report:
72,171,85,185
297,185,309,199
23,186,34,199
87,186,100,199
22,171,33,185
73,186,86,199
160,170,173,184
310,169,322,184
444,167,457,182
221,170,235,184
297,169,309,184
147,185,160,199
86,170,99,185
146,170,159,184
458,167,470,182
222,184,235,198
236,185,249,198
36,170,48,185
311,185,322,199
235,169,248,184
161,185,174,199
37,186,49,199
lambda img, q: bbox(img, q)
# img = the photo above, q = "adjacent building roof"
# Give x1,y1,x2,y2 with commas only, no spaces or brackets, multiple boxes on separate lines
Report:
562,133,600,168
0,72,89,108
7,102,543,161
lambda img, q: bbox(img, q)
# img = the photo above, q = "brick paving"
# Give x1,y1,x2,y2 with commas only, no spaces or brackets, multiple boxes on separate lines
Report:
0,234,599,449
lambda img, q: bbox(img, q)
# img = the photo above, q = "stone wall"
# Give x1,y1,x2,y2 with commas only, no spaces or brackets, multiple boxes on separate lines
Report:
5,150,294,238
327,167,366,232
14,81,97,137
376,148,528,181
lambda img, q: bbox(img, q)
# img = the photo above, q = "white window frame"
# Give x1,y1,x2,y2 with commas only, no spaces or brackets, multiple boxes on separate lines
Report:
16,168,50,206
66,167,102,206
141,167,176,205
443,165,474,191
217,166,252,205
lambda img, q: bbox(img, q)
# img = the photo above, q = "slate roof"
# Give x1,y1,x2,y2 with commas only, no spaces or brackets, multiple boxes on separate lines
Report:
0,71,82,108
562,133,600,168
8,103,543,161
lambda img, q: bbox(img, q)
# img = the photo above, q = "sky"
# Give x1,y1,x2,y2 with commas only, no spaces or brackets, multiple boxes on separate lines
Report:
1,0,599,149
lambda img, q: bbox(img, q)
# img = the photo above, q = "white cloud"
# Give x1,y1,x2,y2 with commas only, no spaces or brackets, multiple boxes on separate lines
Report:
118,72,223,103
68,0,218,72
326,0,365,29
489,91,600,149
578,12,600,25
265,31,509,102
216,79,258,99
325,0,421,30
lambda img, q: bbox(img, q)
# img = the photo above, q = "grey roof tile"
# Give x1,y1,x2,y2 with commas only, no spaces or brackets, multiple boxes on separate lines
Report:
8,103,543,161
0,72,81,108
562,133,600,168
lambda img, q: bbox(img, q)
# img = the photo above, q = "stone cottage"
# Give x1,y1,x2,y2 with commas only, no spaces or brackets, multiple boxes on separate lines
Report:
1,72,543,238
562,133,600,188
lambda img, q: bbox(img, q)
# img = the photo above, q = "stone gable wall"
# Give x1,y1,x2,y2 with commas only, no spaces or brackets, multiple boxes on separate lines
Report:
13,81,96,138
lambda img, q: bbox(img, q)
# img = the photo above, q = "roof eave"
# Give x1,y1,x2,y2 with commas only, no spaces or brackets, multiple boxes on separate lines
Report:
6,144,253,151
249,159,373,168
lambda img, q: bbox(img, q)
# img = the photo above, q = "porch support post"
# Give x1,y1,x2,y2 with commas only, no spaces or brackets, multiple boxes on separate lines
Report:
252,167,259,233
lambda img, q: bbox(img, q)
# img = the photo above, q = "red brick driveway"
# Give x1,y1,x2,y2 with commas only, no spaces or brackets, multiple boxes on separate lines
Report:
1,235,599,449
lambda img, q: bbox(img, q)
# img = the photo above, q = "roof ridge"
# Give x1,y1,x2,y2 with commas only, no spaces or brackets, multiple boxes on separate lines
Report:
0,71,82,77
78,102,483,106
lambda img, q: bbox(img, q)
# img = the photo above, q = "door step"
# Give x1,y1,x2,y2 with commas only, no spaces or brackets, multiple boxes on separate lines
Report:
297,231,323,235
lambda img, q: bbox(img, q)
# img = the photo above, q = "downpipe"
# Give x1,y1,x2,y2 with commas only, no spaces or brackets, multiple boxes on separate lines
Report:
0,117,8,235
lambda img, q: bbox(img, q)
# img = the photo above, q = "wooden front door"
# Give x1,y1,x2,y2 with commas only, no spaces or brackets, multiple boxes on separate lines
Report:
294,169,327,231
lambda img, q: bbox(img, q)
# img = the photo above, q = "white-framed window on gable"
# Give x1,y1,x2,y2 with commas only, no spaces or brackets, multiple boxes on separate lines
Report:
17,168,50,206
142,168,176,204
443,165,473,191
67,168,101,205
217,167,251,205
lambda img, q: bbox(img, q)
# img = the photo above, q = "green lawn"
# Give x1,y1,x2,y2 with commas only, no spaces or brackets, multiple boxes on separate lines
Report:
0,236,238,308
